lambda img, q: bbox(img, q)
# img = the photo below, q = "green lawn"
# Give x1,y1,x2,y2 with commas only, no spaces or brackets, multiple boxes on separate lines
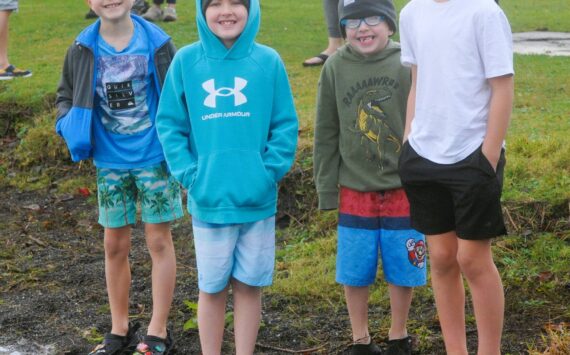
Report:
3,1,569,206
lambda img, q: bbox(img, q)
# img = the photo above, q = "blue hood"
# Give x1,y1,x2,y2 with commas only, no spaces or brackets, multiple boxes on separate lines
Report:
196,0,260,59
76,14,170,51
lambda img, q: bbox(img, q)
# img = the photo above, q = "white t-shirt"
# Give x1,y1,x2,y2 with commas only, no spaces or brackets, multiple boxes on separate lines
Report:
399,0,514,164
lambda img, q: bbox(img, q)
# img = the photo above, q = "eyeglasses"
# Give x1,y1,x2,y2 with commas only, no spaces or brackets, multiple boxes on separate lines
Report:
341,16,386,29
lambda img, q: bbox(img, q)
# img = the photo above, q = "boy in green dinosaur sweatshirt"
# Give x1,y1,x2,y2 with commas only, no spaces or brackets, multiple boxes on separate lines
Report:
313,1,426,354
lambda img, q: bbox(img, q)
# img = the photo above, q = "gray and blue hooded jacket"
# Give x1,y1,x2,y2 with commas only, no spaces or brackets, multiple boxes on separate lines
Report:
55,15,176,162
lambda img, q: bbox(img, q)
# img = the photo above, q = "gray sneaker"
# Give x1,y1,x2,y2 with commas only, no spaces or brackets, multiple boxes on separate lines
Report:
132,0,149,16
162,7,177,22
142,5,162,22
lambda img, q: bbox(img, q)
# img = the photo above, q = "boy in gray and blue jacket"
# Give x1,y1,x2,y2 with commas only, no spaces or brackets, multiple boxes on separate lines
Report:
156,0,298,353
55,1,182,353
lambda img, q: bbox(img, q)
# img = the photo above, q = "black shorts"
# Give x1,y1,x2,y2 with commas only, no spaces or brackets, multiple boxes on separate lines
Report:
398,142,507,240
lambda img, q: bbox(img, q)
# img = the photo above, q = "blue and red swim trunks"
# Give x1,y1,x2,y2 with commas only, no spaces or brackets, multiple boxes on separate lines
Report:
336,187,427,287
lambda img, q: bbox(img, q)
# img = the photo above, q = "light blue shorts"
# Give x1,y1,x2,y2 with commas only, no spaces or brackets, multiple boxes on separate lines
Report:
192,216,275,294
0,0,18,11
96,162,184,228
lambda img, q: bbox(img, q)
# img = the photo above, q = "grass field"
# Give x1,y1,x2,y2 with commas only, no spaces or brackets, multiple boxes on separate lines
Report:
1,0,569,353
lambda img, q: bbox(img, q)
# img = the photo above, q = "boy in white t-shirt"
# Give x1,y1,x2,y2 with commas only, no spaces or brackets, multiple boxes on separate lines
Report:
398,0,513,354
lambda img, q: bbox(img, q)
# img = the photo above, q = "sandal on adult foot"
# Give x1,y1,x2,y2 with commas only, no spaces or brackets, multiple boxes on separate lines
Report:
0,65,32,80
134,329,174,355
302,53,329,67
88,322,141,355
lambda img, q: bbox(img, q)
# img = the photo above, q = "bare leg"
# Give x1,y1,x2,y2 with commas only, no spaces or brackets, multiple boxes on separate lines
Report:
388,284,412,340
232,279,262,355
323,37,345,55
145,222,176,338
0,10,11,69
457,239,504,355
427,232,468,355
303,0,345,65
104,226,132,336
344,285,371,343
198,286,229,355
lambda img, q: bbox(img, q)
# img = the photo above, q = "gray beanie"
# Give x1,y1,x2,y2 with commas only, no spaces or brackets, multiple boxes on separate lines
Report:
338,0,397,37
202,0,250,14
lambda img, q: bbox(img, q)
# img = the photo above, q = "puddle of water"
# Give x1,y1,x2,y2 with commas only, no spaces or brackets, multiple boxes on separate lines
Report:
513,32,570,56
0,342,56,355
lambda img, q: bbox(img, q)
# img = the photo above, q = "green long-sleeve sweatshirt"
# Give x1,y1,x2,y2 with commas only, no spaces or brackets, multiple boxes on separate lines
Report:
313,40,411,210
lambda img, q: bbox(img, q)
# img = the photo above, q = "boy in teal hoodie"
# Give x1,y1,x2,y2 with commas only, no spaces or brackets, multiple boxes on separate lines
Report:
313,0,426,354
156,0,298,353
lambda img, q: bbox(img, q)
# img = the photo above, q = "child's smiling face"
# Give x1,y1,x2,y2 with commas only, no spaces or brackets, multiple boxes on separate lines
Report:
87,0,134,22
345,17,392,57
205,0,248,48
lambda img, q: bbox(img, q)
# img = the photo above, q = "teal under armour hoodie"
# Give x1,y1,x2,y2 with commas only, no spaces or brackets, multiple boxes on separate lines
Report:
156,0,298,224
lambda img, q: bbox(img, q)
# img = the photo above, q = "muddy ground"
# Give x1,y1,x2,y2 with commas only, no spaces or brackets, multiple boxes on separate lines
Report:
0,155,568,355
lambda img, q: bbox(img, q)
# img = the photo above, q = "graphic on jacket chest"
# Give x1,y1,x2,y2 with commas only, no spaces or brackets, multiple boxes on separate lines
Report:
200,77,252,121
96,54,151,135
351,88,401,172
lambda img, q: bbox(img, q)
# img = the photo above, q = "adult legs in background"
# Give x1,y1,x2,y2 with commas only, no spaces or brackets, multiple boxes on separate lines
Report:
0,7,31,79
0,9,11,70
143,0,177,22
303,0,344,66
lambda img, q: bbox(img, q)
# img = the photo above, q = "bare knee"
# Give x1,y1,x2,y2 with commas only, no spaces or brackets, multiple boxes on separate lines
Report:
104,240,130,259
429,247,459,276
457,251,492,281
200,286,229,302
104,228,131,259
145,223,173,255
146,235,172,254
456,240,496,281
231,279,261,297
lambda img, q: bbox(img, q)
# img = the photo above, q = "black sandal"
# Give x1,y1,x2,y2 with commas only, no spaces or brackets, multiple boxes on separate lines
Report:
88,322,141,355
302,53,329,67
134,329,174,355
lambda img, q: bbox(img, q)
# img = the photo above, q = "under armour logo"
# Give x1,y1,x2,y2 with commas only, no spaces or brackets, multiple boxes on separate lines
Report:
202,77,248,108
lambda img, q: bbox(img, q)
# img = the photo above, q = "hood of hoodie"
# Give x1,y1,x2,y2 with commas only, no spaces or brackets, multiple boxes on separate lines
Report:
75,14,170,51
338,39,401,63
196,0,260,60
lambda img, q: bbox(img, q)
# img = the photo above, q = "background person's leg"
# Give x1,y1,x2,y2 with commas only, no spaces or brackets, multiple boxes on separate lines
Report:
303,0,343,66
0,10,11,70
